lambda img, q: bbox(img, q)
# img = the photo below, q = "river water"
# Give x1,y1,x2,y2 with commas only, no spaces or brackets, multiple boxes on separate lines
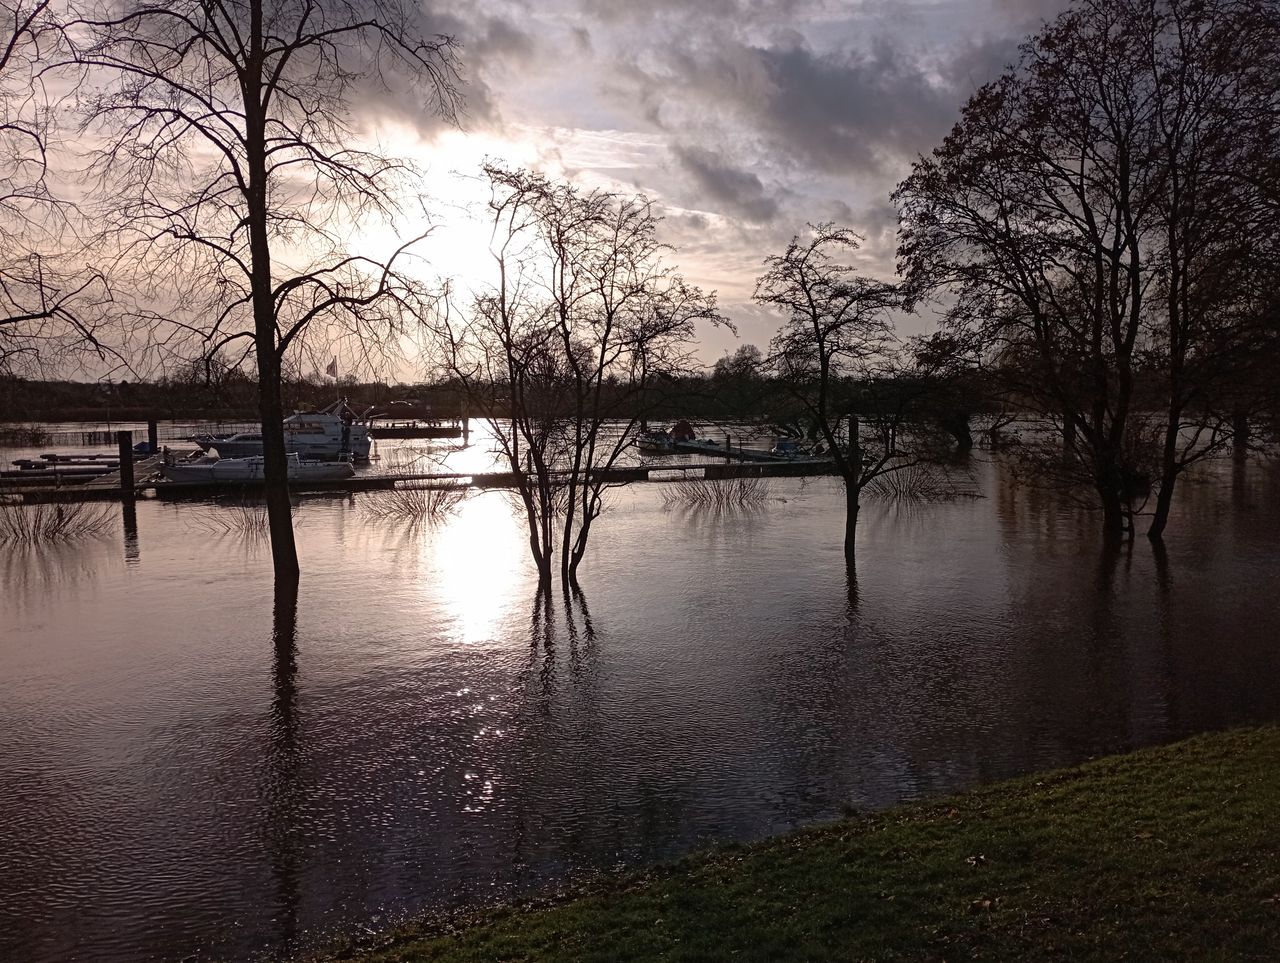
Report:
2,434,1278,962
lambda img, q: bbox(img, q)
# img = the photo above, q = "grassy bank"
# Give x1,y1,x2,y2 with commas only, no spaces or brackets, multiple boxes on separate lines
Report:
333,728,1279,962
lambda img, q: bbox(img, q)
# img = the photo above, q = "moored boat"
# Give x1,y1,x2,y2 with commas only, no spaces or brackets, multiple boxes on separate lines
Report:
365,420,463,439
636,429,675,453
191,399,372,461
191,430,264,457
160,452,356,484
362,400,464,439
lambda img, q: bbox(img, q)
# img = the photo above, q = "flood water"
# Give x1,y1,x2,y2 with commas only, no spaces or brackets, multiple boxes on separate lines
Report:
2,437,1279,962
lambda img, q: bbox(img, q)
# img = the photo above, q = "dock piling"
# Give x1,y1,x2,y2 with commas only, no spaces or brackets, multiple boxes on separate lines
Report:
116,431,135,495
147,420,158,452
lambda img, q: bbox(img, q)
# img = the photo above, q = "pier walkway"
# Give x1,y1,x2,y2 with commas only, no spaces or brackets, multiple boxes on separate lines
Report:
8,457,835,504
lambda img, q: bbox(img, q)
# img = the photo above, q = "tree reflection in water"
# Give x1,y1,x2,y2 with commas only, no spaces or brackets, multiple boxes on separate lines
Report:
266,575,301,957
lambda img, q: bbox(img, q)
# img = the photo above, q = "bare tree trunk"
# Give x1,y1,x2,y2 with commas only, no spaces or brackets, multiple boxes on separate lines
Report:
523,468,554,587
844,482,860,561
1148,418,1181,540
559,484,576,584
245,13,297,577
1232,409,1249,452
1099,482,1126,540
843,413,861,561
254,344,298,575
942,411,973,453
516,483,551,586
536,471,554,587
1148,483,1175,541
567,505,593,586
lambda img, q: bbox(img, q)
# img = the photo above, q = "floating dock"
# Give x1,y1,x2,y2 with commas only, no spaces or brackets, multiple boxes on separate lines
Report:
2,424,834,505
7,457,834,504
671,438,801,462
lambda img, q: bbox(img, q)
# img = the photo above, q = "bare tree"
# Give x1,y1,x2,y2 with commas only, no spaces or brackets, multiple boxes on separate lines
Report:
1141,0,1280,537
0,0,112,376
756,224,923,561
439,165,724,586
69,0,461,575
896,0,1280,540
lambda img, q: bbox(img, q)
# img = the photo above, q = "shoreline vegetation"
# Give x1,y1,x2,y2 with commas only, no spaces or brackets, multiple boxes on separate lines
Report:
315,727,1279,962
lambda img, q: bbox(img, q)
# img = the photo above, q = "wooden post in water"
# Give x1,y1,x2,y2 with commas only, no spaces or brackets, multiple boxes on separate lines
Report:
1232,409,1249,453
725,433,731,462
116,430,135,495
121,498,139,562
147,420,158,452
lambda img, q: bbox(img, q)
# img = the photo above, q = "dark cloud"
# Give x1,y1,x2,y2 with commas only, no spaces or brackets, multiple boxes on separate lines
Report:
851,198,901,259
942,35,1021,101
468,15,537,64
991,0,1069,24
350,10,539,135
584,0,806,26
944,0,1077,92
755,37,956,172
673,145,779,223
668,210,711,233
825,199,855,222
627,34,961,177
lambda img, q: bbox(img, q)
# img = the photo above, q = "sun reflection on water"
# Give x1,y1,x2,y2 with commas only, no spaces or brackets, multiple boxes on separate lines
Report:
424,491,528,645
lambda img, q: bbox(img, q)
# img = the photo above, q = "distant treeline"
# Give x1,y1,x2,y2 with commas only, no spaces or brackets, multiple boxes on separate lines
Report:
0,367,1014,446
0,375,464,423
3,368,1271,439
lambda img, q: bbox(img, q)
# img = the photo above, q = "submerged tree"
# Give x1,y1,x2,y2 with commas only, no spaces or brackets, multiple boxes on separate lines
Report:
439,165,724,586
896,0,1280,540
70,0,461,575
1139,0,1280,536
756,224,926,561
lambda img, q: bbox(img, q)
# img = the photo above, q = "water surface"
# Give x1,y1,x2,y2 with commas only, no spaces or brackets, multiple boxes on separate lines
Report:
1,451,1278,962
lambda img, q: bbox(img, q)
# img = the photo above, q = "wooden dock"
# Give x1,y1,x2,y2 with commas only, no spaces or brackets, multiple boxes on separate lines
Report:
9,457,835,504
671,438,795,462
81,454,165,490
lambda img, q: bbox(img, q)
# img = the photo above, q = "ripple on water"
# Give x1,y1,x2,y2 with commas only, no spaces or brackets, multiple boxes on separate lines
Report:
2,458,1280,961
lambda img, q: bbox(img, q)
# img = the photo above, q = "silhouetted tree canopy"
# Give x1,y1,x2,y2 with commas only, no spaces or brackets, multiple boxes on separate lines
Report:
0,1,113,376
438,164,725,585
896,0,1280,539
757,223,936,560
70,0,462,573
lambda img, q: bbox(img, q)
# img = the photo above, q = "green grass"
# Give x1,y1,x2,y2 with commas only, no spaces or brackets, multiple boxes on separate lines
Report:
329,727,1280,962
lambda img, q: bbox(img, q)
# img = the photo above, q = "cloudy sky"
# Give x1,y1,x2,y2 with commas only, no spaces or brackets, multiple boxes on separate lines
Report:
362,0,1064,362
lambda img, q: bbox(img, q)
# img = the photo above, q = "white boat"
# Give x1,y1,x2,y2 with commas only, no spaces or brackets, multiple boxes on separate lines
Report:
192,400,372,461
192,430,264,458
160,452,356,484
636,430,675,453
768,437,829,460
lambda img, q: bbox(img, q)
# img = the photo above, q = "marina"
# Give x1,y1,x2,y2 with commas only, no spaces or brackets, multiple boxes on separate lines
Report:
2,418,836,503
8,453,833,501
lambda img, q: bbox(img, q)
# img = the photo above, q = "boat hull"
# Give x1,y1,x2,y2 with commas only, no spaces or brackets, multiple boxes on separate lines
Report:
636,431,675,454
161,457,356,484
195,434,372,461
